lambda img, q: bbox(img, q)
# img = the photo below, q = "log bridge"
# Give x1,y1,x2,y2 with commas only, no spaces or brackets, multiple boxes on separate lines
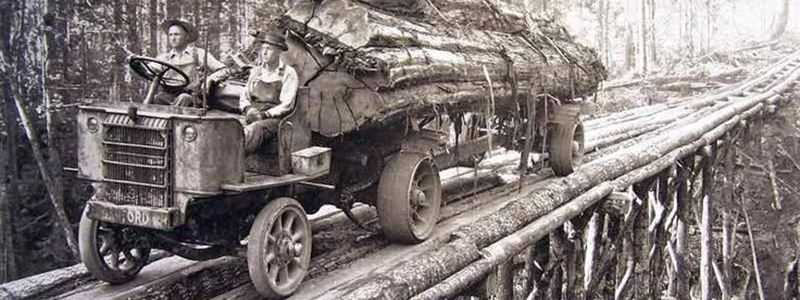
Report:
3,50,800,300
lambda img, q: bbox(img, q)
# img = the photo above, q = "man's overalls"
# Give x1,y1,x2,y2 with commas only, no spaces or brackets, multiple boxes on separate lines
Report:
244,66,285,154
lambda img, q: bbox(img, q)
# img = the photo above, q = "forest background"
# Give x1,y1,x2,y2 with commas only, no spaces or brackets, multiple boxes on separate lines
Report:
0,0,798,282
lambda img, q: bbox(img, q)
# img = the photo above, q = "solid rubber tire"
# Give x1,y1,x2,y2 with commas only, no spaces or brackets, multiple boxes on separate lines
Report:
377,153,442,244
549,121,585,176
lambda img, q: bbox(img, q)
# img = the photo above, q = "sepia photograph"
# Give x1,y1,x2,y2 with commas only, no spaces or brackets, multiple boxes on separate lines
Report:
1,0,800,299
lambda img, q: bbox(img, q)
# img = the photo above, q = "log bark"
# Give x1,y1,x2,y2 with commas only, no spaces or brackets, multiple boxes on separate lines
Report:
355,0,529,32
278,0,606,137
0,251,170,299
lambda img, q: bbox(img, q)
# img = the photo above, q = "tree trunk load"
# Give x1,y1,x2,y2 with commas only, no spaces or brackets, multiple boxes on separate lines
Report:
277,0,607,137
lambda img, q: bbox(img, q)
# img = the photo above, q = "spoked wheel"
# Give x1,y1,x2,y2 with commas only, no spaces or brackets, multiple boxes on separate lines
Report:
79,208,151,284
549,120,585,176
247,197,312,299
377,153,442,244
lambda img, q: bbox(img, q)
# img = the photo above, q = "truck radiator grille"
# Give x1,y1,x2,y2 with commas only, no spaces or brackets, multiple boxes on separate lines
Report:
101,114,172,207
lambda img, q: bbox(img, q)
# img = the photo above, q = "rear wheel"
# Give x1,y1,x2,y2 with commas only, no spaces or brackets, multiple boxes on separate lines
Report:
79,207,151,284
377,153,442,244
247,197,312,299
549,120,585,176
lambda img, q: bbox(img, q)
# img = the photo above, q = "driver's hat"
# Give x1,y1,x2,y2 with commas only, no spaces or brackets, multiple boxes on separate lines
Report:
162,19,198,44
254,31,288,52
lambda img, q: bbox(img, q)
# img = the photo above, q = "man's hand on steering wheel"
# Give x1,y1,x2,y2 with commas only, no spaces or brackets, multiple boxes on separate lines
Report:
128,55,191,89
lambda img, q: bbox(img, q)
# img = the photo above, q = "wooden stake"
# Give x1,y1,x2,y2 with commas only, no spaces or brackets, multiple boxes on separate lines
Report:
551,229,565,300
583,192,640,300
700,150,714,300
584,211,603,291
523,237,549,299
784,259,798,300
648,171,668,299
740,188,766,300
484,258,513,300
722,211,733,300
766,159,782,210
615,232,635,300
672,156,692,300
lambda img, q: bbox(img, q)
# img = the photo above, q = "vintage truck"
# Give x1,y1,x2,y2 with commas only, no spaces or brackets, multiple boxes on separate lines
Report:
76,2,602,298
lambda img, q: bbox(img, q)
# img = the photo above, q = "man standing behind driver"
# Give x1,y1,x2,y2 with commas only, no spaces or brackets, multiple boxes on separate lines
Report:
153,19,226,106
240,31,298,154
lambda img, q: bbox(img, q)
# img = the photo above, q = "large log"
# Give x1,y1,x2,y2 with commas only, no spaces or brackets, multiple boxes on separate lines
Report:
334,57,800,300
353,0,529,32
278,0,606,137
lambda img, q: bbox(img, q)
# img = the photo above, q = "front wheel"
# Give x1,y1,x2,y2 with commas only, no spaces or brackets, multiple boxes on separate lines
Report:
247,197,312,299
78,207,151,284
377,153,442,244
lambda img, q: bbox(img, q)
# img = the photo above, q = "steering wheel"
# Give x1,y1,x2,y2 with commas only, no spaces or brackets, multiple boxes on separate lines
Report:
129,55,190,89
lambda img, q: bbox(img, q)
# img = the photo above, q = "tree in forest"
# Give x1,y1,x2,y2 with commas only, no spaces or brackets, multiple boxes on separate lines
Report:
42,0,80,258
771,0,790,40
0,0,19,284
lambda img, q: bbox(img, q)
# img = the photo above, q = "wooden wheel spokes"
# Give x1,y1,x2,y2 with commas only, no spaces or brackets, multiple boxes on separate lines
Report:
408,159,439,238
96,229,145,275
248,198,312,297
80,206,151,284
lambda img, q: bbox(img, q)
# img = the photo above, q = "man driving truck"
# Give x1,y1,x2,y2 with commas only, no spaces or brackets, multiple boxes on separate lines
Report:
152,19,226,106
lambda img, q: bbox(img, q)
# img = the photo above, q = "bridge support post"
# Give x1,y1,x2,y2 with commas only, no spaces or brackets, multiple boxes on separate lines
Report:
648,169,670,299
550,229,567,300
484,258,513,300
522,237,549,299
583,210,604,294
700,146,715,300
668,155,693,300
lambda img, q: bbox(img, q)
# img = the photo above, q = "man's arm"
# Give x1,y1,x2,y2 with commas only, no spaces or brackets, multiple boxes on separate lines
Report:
264,66,298,118
149,53,170,73
198,48,226,72
239,68,258,113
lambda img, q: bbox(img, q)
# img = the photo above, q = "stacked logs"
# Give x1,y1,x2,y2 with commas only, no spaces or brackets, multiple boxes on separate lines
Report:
277,0,607,137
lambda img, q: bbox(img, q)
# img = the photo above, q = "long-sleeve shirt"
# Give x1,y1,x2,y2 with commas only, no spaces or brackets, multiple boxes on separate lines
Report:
239,61,299,118
156,46,225,84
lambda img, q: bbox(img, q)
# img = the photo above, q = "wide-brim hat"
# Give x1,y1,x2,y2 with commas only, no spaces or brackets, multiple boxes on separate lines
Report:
255,31,288,52
162,19,198,44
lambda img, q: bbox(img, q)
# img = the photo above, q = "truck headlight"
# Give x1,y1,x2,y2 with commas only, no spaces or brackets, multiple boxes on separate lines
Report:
183,126,197,142
87,117,99,133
